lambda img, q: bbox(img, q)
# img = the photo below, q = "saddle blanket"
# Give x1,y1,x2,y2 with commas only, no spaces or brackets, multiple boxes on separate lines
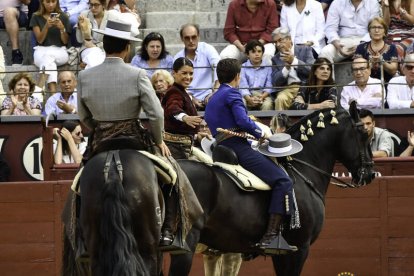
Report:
213,162,271,191
71,150,178,194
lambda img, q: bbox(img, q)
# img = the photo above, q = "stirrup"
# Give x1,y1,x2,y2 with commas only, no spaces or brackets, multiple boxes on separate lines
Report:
159,231,191,254
259,235,298,255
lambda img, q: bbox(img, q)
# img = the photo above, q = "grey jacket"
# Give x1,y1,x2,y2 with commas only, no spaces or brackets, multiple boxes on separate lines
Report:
77,57,164,144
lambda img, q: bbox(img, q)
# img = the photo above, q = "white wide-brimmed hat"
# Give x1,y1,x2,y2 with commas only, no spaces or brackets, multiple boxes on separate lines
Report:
93,20,141,41
258,133,303,157
201,137,216,157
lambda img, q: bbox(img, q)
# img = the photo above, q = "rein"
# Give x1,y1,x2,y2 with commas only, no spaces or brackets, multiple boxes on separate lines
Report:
290,158,357,188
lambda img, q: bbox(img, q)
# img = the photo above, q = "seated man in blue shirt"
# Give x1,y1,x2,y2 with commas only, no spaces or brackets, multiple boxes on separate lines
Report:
44,71,78,116
240,40,274,110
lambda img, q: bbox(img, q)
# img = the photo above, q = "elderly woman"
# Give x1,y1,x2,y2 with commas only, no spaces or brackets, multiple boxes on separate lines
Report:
131,32,174,78
291,57,337,110
1,73,42,115
150,69,174,102
354,17,398,85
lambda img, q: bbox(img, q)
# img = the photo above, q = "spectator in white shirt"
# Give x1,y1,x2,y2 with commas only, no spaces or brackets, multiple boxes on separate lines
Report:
319,0,380,63
387,53,414,109
280,0,326,57
340,57,383,110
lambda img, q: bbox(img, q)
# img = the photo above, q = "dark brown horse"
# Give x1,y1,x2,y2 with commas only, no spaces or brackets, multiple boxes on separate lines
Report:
170,104,375,275
62,149,164,276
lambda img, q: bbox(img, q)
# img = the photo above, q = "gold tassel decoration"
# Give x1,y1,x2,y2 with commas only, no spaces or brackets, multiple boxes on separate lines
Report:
300,124,308,141
330,110,339,125
317,112,325,128
306,119,314,136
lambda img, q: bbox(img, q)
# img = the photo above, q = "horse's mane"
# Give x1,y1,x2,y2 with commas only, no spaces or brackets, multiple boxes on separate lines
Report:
287,108,349,137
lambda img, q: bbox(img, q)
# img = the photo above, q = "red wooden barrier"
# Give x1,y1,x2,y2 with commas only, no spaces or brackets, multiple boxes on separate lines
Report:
0,176,413,275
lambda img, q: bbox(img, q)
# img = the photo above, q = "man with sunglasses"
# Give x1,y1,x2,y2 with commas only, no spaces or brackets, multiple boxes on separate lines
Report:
340,57,383,110
387,53,414,109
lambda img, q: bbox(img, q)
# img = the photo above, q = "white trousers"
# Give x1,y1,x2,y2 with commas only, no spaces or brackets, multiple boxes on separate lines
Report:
33,46,69,84
81,47,106,69
220,43,276,65
319,36,363,63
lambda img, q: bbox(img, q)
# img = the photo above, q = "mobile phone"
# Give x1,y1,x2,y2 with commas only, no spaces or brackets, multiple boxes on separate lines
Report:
50,13,58,19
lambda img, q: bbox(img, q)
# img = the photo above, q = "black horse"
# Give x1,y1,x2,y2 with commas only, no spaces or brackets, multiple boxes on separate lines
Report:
170,105,375,276
63,149,164,276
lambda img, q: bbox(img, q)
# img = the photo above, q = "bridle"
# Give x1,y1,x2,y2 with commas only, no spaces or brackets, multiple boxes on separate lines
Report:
285,118,374,202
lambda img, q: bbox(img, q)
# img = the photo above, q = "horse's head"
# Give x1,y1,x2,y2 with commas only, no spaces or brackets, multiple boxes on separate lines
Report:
344,102,376,186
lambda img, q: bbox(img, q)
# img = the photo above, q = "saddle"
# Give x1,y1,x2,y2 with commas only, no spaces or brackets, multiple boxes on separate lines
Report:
211,145,271,192
71,137,177,194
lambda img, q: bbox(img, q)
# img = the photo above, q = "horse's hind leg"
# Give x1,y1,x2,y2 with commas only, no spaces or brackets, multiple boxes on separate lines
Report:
272,246,309,276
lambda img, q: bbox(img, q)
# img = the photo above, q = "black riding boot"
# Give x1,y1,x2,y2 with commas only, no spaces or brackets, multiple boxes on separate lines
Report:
159,188,178,247
258,214,297,254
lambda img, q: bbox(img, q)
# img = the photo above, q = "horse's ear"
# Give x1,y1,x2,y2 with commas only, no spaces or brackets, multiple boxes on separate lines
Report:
349,101,360,122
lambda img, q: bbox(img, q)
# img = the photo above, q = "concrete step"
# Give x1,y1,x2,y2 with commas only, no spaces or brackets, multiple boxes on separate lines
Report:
139,0,230,14
0,30,33,66
145,11,227,29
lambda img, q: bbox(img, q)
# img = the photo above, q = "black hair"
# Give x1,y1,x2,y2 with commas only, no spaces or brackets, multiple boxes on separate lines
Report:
244,39,264,55
270,113,292,132
216,58,241,84
306,57,335,93
172,57,193,72
61,120,81,155
103,35,130,54
139,32,169,61
359,109,374,120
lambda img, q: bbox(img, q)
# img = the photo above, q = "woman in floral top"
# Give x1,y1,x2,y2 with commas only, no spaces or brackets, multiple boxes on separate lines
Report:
1,73,42,115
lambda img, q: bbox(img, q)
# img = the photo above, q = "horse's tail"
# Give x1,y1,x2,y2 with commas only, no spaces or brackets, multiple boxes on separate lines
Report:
96,160,148,276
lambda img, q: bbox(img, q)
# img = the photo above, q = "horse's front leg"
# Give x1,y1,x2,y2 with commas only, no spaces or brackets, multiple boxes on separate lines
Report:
168,229,200,276
272,244,310,276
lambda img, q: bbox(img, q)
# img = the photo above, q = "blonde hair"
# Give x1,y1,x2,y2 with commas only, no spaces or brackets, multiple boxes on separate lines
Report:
151,70,174,87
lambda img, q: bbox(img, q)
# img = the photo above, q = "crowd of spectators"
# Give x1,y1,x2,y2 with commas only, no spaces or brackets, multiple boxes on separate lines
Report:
1,0,414,165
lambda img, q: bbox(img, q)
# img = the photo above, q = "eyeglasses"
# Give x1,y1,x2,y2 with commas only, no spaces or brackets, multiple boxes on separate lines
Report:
369,26,384,30
352,67,368,73
89,3,101,8
405,64,414,71
273,37,289,45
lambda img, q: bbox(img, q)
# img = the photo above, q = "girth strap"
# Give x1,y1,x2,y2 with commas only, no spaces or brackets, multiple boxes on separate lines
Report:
103,150,124,183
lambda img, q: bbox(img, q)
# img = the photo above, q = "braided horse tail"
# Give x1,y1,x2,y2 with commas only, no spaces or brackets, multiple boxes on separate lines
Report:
94,150,148,276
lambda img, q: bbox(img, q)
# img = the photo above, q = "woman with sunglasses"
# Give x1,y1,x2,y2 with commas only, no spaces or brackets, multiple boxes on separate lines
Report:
290,57,337,110
53,120,86,164
75,0,109,69
131,32,174,78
